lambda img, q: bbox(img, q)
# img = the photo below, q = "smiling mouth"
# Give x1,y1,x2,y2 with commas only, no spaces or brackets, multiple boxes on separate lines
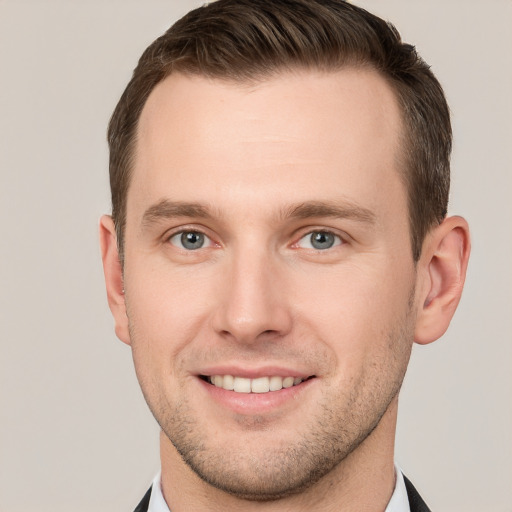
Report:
200,375,315,394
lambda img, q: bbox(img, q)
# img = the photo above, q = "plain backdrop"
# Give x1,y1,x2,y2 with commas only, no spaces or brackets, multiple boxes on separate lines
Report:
1,1,511,511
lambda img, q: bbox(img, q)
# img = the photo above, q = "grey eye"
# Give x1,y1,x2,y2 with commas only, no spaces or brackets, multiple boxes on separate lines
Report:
169,231,207,250
310,231,335,249
297,231,341,250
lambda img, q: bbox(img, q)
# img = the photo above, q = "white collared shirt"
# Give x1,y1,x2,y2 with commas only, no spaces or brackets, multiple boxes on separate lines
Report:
147,471,170,512
147,467,410,512
386,468,411,512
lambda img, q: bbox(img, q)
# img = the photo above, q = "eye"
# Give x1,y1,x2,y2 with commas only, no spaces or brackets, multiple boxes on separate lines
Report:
296,230,342,250
168,231,211,250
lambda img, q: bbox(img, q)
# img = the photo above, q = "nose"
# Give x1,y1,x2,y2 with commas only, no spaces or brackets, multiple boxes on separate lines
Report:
212,247,293,345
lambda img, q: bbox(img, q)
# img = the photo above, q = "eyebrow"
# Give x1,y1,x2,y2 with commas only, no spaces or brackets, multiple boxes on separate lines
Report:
141,200,214,228
284,200,376,224
140,198,376,229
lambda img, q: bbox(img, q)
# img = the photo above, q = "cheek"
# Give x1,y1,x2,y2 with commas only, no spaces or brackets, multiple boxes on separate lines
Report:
294,260,415,366
124,261,218,372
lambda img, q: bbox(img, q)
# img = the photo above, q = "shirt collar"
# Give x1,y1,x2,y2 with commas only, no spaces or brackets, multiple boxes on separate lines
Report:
385,467,411,512
147,471,170,512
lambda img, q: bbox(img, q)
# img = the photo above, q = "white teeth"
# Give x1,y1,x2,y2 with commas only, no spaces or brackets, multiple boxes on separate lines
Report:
208,375,306,393
233,376,251,393
222,374,234,390
269,375,283,391
282,376,294,388
251,377,270,393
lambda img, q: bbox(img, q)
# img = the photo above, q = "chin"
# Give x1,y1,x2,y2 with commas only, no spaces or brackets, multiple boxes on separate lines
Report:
160,399,378,503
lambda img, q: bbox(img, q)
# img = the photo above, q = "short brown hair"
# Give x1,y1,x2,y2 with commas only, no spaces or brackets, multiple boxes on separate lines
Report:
108,0,451,262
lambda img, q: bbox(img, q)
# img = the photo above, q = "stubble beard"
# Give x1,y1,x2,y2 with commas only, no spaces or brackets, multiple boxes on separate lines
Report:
158,389,393,501
134,307,415,502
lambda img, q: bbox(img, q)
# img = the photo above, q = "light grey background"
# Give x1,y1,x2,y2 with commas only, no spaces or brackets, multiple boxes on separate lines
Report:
1,1,511,511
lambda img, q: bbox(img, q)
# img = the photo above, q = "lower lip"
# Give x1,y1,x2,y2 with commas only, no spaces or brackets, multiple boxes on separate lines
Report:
197,377,315,415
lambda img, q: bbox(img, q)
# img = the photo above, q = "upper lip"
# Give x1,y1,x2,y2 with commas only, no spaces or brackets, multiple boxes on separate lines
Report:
196,365,314,379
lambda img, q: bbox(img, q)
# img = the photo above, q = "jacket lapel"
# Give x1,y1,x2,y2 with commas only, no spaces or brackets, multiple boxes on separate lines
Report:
403,476,431,512
133,486,152,512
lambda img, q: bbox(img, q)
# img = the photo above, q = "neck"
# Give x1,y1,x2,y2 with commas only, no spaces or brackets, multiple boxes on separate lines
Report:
160,397,398,512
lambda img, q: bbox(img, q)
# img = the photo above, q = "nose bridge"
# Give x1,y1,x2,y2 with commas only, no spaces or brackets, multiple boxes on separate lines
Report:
213,241,292,343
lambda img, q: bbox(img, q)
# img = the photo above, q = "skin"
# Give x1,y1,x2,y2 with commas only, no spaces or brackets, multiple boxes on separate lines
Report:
100,68,470,511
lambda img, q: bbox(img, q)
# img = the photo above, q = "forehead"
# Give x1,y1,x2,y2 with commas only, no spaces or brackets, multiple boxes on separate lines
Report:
130,68,406,224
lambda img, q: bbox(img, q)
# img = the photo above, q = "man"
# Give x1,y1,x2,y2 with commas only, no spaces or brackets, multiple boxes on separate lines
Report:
100,0,470,510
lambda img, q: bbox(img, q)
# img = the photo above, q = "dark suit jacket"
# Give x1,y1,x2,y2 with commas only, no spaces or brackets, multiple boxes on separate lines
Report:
133,475,431,512
404,476,432,512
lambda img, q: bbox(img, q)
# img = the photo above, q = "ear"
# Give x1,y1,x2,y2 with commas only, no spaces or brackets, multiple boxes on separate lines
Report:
99,215,131,345
414,216,471,345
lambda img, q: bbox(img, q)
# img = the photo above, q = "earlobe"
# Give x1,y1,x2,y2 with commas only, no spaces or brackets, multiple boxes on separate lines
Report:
99,215,131,345
414,216,471,345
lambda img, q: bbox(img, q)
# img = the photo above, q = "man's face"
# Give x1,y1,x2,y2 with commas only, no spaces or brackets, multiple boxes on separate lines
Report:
121,69,419,498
